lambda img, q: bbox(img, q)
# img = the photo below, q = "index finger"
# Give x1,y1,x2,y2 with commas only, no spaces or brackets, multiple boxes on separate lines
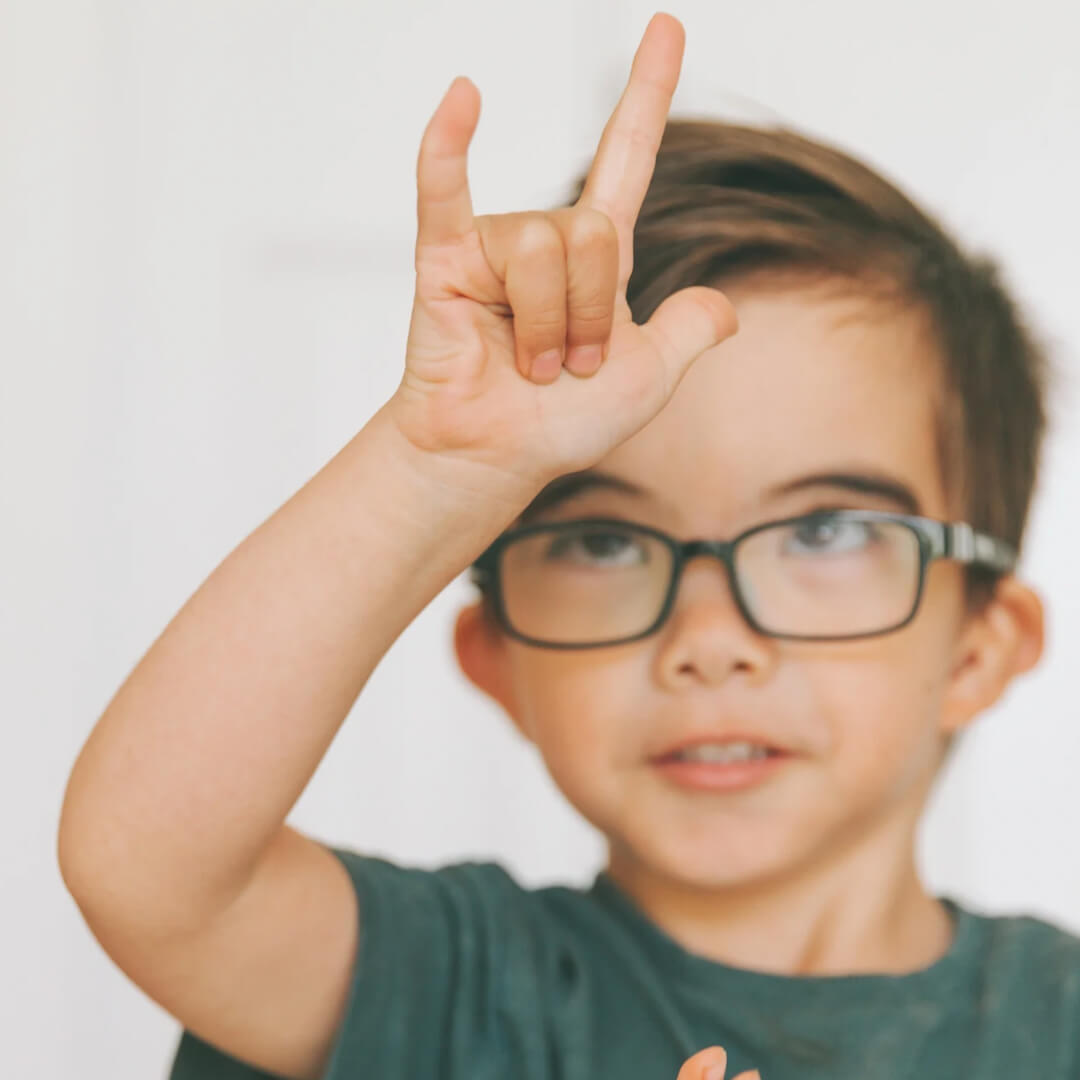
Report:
577,13,685,285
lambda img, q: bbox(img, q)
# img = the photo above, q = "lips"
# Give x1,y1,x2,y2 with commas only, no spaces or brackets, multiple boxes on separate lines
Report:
649,733,795,793
649,732,790,763
652,750,789,792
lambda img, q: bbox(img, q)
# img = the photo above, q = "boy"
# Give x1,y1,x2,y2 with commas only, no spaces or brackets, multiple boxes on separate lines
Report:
57,11,1078,1080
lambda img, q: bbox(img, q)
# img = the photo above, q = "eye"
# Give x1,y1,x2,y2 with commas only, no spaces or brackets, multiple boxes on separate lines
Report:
785,515,878,555
544,525,648,567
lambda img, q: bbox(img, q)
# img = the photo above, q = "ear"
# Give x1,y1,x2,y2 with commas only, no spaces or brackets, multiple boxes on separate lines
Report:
453,602,532,742
940,577,1045,736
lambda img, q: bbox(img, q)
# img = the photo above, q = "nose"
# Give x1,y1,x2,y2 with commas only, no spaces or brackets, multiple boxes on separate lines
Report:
652,552,775,685
648,540,777,682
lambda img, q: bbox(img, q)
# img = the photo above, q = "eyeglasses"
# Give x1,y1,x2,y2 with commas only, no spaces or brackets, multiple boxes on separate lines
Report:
468,509,1016,649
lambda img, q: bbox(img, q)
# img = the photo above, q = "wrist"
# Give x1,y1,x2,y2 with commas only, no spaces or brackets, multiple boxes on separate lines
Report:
367,396,542,529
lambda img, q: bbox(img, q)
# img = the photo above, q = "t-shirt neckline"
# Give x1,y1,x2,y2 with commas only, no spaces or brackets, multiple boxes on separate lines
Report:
589,869,983,1008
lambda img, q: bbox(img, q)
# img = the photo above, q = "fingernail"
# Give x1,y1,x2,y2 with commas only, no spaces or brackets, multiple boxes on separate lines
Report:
530,348,564,382
565,344,603,376
704,1067,726,1080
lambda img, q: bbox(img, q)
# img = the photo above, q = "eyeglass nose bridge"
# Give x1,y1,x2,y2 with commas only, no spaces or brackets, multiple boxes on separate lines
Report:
678,537,738,565
670,537,742,589
666,536,766,635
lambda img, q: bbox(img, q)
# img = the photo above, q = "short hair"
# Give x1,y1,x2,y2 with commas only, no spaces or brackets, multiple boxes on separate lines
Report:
475,118,1055,619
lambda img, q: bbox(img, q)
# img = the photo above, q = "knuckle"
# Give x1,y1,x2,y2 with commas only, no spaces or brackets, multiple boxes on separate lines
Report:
565,206,617,256
567,301,613,333
513,215,565,260
523,307,566,333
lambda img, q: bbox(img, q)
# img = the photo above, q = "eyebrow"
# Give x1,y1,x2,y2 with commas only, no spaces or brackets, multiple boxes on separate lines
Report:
516,467,924,524
766,471,923,516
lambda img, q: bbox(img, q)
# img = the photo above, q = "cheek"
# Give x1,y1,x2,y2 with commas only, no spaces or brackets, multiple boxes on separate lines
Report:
514,658,624,766
810,634,954,800
510,655,642,809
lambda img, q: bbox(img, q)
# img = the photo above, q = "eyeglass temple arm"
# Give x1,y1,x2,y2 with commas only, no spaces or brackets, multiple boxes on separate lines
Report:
468,552,495,586
941,522,1018,573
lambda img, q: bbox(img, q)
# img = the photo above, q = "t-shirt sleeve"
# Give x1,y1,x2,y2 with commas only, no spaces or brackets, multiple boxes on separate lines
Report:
168,849,553,1080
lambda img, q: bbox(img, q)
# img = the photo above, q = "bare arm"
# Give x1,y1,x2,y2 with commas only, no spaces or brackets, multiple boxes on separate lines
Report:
57,403,525,937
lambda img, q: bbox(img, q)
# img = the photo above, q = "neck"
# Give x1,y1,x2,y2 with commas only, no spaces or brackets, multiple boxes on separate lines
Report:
604,801,954,977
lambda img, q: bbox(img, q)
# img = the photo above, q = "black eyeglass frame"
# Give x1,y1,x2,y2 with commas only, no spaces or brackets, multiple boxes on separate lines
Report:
468,509,1018,650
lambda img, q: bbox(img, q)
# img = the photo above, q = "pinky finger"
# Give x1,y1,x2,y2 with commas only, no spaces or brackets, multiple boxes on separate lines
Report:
415,76,480,250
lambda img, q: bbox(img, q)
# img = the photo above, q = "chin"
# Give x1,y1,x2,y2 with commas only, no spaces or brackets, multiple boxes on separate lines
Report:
661,847,788,892
613,822,806,893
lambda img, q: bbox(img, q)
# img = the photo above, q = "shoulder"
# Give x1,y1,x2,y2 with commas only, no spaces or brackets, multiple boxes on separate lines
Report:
325,846,600,960
327,847,564,919
953,898,1080,1015
972,903,1080,973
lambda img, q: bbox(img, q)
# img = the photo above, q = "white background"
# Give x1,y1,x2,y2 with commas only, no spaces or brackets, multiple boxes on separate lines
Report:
4,1,1080,1076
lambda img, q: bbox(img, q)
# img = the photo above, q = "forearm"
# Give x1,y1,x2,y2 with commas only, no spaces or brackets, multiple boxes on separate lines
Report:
58,401,528,938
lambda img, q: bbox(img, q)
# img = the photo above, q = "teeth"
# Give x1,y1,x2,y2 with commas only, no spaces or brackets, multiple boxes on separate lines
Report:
672,741,771,763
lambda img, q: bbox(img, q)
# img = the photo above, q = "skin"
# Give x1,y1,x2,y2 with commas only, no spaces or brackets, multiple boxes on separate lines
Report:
453,281,1045,982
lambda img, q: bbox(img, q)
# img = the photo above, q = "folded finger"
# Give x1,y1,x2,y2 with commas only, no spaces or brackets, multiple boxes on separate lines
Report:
549,207,618,377
500,216,568,382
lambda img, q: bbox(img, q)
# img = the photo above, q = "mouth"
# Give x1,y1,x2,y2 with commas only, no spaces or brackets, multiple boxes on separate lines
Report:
650,738,793,792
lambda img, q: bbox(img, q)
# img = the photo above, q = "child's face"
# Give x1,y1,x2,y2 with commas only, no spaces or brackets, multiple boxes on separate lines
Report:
454,281,1042,891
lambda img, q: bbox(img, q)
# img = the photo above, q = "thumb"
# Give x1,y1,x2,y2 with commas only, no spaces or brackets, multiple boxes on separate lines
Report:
640,285,738,388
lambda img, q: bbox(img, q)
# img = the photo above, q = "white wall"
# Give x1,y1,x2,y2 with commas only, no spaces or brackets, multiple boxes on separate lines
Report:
5,1,1078,1076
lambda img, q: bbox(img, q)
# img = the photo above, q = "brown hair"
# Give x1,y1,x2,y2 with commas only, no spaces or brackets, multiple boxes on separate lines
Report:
476,117,1055,616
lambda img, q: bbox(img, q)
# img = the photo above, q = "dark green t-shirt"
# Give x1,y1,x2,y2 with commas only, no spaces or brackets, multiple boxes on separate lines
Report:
169,847,1080,1079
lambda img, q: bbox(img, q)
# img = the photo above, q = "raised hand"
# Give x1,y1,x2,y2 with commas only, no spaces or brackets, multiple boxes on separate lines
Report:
677,1045,761,1080
388,12,738,497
